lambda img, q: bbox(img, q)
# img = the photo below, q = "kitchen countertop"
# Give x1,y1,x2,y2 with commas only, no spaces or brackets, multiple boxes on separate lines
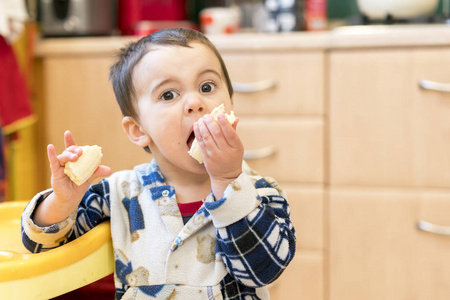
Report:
34,24,450,57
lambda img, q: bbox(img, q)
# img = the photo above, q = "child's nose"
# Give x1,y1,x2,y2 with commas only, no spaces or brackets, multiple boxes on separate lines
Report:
184,94,206,114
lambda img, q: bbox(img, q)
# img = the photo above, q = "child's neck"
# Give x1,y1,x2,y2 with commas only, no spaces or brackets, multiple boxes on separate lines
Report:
172,180,211,204
167,174,211,204
158,163,211,204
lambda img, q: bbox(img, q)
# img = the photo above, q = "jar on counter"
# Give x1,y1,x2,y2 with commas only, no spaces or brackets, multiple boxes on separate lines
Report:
254,0,304,32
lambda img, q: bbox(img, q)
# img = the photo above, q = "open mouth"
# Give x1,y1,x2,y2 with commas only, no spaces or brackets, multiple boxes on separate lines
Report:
187,130,195,150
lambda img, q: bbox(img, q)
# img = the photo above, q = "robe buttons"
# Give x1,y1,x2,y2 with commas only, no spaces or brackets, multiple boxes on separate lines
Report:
162,190,169,197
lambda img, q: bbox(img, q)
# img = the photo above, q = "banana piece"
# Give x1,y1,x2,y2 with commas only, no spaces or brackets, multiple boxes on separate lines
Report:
64,145,103,186
188,104,236,164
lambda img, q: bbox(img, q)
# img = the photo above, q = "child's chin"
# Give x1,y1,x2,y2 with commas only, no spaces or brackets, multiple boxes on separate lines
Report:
190,161,207,172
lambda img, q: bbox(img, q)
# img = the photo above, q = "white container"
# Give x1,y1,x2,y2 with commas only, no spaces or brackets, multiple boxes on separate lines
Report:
357,0,439,19
199,7,241,35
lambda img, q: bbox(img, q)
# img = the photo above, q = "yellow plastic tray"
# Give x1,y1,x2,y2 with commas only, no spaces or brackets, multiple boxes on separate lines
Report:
0,201,114,300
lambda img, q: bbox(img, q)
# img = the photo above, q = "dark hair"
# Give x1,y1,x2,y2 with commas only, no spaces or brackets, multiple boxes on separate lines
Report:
109,28,234,120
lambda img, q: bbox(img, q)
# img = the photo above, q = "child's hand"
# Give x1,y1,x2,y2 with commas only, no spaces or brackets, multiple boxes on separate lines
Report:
48,131,111,202
34,131,111,226
194,114,244,198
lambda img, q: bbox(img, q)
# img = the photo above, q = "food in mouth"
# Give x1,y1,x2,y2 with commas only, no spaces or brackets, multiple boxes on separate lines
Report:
188,103,236,164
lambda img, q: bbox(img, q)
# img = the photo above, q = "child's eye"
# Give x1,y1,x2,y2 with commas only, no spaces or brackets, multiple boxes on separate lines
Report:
200,82,216,93
160,90,179,101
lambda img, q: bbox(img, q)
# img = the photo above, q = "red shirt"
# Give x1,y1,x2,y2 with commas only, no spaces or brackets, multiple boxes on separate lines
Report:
177,200,203,224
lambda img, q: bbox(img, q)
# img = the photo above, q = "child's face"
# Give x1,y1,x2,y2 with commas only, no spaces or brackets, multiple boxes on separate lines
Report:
128,42,233,174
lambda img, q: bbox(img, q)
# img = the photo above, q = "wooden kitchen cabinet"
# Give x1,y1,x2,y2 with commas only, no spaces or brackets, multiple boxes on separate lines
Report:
223,50,325,299
220,50,326,300
329,48,450,188
37,56,153,186
34,28,450,300
269,187,324,299
329,188,450,300
237,118,324,183
270,250,324,300
222,52,325,116
328,46,450,300
285,186,324,251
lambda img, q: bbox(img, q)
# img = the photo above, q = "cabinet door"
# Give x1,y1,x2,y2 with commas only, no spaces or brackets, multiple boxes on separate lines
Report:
285,186,324,250
237,117,324,184
329,48,450,188
329,188,450,300
41,57,152,184
269,251,323,300
222,52,324,116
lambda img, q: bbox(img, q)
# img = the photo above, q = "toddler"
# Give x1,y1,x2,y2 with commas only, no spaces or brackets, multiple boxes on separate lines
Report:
21,28,296,300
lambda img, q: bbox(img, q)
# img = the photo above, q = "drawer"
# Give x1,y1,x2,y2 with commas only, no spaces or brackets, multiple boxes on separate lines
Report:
222,52,325,116
285,185,324,250
269,251,323,300
238,117,324,184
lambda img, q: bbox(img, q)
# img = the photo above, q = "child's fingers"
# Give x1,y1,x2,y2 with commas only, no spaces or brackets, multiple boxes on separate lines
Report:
193,121,201,142
197,116,218,149
231,117,239,130
64,145,83,156
47,144,62,173
57,152,79,163
47,143,82,175
217,115,240,147
194,119,213,160
95,165,112,177
90,165,112,183
55,146,83,164
64,130,77,149
194,120,206,147
204,115,227,143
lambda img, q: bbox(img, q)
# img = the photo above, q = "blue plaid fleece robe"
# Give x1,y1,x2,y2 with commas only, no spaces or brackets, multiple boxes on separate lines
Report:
21,160,296,300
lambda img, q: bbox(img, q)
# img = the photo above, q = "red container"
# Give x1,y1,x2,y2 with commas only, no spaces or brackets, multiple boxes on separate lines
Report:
118,0,187,35
305,0,327,31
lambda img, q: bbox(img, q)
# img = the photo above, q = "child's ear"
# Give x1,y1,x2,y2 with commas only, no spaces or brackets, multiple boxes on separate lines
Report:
122,116,151,148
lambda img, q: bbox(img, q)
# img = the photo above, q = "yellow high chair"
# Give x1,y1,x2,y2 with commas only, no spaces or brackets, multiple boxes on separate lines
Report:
0,201,114,299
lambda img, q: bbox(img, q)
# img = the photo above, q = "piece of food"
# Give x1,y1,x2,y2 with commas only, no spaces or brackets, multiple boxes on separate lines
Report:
188,104,236,164
64,145,103,185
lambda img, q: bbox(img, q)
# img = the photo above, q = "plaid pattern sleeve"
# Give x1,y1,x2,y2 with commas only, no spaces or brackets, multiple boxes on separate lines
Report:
21,179,111,253
205,171,296,290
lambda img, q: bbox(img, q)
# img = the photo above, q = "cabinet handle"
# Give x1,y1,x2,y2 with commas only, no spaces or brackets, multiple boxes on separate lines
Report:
419,79,450,93
232,79,277,93
417,220,450,236
243,146,277,160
